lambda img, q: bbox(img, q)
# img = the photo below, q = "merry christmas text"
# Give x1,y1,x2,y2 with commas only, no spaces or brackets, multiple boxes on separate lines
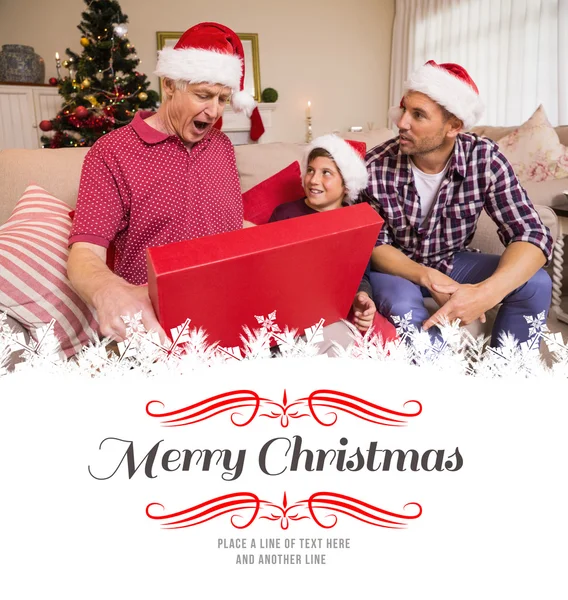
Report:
88,436,463,481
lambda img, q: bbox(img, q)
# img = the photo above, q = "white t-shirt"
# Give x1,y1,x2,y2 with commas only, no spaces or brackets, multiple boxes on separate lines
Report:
410,158,451,226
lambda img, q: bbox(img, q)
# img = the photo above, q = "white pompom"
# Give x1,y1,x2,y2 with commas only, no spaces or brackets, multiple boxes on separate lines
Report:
231,90,256,117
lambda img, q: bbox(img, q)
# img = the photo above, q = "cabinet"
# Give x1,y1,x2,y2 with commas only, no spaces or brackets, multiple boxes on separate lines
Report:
0,83,60,149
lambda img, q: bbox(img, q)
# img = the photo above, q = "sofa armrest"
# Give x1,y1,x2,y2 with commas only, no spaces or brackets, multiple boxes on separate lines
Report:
469,205,558,256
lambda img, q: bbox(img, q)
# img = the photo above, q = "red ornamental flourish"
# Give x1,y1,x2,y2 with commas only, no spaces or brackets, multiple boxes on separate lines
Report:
146,492,422,531
146,389,422,428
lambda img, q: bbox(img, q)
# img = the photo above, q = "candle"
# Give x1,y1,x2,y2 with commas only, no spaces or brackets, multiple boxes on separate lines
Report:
55,52,61,79
307,100,311,118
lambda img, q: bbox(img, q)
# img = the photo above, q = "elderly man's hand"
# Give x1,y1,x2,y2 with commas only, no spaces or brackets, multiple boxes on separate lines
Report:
423,282,495,330
352,292,377,332
92,281,166,342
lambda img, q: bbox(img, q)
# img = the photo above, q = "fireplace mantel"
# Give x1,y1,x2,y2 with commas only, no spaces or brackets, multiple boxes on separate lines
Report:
221,102,278,145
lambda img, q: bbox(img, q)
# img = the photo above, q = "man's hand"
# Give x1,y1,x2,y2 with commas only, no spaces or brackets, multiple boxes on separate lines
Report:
352,292,377,332
423,282,494,330
67,242,166,343
420,267,456,309
92,280,166,342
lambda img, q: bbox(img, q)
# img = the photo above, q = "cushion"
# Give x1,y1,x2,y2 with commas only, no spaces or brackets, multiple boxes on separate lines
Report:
0,184,99,357
242,161,305,225
497,105,568,185
0,147,89,226
235,142,307,193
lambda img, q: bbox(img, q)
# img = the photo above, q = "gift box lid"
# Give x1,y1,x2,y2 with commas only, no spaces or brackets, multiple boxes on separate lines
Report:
147,203,383,349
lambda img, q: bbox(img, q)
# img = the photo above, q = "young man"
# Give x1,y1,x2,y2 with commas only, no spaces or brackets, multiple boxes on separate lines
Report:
67,22,264,342
366,60,553,346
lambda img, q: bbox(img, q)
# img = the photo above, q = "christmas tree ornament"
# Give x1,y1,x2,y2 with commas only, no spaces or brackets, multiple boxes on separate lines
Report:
39,120,53,132
62,60,69,68
80,37,90,47
48,77,58,86
113,24,128,38
84,94,99,107
138,91,148,101
81,77,91,88
74,106,89,119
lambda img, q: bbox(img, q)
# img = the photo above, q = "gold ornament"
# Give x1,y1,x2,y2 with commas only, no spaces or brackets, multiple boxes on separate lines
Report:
81,78,91,89
80,37,90,47
62,60,70,68
138,91,148,101
84,94,99,107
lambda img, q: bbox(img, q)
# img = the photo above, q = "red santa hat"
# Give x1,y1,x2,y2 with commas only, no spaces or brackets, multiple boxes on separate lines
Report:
303,134,368,203
155,22,265,141
389,60,484,130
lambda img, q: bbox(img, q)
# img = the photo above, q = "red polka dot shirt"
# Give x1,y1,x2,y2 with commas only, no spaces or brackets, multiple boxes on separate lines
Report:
69,111,243,285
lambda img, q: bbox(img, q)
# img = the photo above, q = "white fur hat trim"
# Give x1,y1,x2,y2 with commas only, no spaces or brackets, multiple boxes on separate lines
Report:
302,134,368,202
155,47,242,92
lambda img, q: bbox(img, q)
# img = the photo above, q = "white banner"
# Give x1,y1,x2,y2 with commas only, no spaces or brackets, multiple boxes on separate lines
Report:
0,359,566,599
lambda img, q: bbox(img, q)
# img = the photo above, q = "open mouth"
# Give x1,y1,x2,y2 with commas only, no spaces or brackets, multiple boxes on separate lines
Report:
194,120,210,131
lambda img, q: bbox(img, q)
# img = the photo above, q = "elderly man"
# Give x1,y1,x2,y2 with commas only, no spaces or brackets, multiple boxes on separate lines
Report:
366,60,553,346
68,22,263,341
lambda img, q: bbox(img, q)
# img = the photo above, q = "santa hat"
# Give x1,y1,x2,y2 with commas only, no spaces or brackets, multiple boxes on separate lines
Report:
389,60,484,130
155,22,265,141
302,134,368,203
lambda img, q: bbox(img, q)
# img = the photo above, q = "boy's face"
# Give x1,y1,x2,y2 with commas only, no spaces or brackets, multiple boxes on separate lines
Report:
303,156,346,212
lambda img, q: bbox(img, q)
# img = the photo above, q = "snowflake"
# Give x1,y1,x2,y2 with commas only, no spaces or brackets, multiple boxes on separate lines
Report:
122,311,146,337
524,311,548,338
255,310,281,336
391,310,417,338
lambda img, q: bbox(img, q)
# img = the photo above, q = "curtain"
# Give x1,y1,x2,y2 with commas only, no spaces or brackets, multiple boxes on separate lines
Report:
390,0,568,126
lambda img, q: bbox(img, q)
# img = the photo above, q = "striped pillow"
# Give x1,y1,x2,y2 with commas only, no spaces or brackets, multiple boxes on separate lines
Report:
0,184,99,357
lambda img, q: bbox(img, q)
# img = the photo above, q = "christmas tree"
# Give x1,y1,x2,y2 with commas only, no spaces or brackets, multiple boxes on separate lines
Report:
41,0,159,148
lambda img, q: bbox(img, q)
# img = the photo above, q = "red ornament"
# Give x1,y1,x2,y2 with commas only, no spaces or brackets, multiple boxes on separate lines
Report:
49,77,58,86
39,120,53,132
74,106,89,119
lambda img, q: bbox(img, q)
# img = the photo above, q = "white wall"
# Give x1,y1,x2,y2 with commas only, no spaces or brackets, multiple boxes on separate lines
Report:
0,0,395,142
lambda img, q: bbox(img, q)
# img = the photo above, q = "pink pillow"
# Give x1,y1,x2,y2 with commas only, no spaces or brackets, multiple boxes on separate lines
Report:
497,105,568,185
243,161,305,225
0,184,99,357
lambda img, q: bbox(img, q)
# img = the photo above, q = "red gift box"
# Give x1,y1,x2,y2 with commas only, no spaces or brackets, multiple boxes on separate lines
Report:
147,203,383,348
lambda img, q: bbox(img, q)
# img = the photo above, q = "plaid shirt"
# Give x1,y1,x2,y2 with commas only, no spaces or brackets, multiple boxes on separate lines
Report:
365,133,552,274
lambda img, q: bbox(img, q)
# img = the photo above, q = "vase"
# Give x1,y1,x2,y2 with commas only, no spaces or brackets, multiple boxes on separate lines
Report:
0,45,45,84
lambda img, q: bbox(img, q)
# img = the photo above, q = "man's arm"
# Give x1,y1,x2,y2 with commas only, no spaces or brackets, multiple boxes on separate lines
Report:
67,242,165,341
423,145,551,330
424,241,546,329
372,244,457,309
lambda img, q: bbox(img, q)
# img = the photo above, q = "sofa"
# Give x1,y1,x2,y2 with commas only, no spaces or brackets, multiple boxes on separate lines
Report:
0,126,561,359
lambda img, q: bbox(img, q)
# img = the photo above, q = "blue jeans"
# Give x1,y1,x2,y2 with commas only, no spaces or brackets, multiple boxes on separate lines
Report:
369,251,552,346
